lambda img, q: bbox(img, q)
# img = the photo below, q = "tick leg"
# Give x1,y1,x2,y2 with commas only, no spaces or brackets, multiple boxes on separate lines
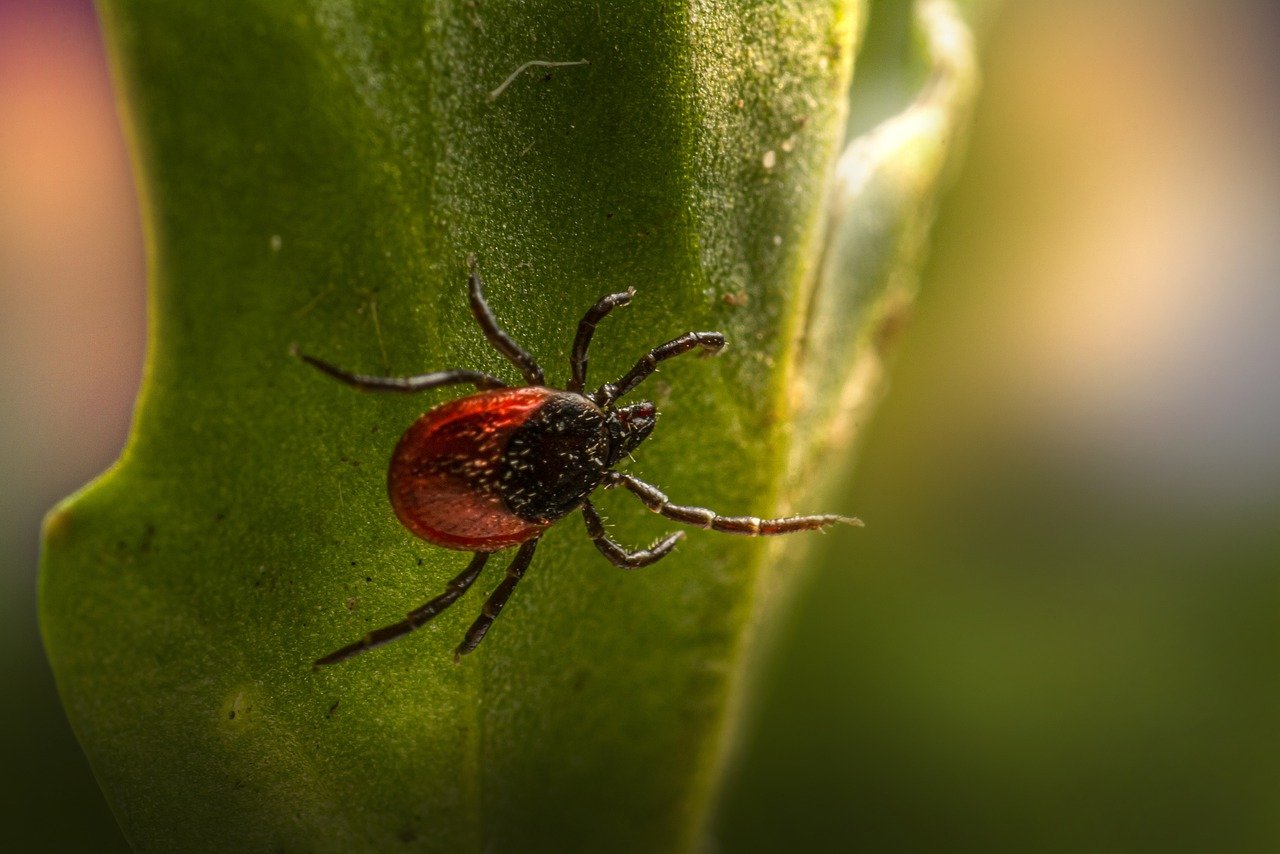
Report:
293,347,507,393
313,552,491,668
568,288,634,393
608,472,863,535
467,253,545,386
581,498,683,568
455,538,540,660
593,331,725,407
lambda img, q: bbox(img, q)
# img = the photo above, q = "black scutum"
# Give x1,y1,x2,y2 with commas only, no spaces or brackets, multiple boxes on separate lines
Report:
498,392,610,523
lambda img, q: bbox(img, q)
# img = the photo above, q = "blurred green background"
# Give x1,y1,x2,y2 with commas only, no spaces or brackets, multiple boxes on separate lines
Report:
3,0,1278,850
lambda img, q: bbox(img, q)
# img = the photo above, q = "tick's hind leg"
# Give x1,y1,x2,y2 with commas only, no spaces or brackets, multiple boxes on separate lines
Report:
581,499,683,568
594,331,725,406
313,552,491,668
568,288,634,393
455,538,540,661
292,347,507,393
609,472,862,535
467,254,545,386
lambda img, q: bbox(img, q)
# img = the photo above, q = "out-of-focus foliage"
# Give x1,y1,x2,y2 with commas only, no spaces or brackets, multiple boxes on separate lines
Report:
717,1,1280,850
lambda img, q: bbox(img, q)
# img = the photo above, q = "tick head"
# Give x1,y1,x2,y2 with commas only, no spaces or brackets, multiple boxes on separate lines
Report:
606,401,656,466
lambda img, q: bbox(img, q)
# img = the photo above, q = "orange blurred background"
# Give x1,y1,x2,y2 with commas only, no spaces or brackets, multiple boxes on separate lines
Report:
3,0,1278,849
2,1,141,848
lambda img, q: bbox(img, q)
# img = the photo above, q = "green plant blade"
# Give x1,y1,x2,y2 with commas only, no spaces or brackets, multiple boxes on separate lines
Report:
787,0,979,490
40,0,981,850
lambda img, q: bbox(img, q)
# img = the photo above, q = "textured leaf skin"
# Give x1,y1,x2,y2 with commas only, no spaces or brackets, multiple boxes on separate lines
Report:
40,0,982,850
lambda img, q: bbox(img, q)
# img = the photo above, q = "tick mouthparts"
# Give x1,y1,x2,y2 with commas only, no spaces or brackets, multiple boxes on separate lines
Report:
619,402,655,422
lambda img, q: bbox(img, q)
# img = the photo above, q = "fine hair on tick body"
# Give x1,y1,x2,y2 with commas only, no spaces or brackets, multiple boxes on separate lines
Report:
295,254,860,665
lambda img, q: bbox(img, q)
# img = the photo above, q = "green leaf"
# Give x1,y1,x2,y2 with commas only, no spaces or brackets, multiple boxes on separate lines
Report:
40,0,981,849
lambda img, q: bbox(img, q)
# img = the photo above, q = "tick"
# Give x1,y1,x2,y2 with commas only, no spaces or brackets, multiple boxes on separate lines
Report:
296,254,859,666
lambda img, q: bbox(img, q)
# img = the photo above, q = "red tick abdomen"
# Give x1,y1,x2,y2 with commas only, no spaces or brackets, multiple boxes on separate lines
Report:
387,386,554,552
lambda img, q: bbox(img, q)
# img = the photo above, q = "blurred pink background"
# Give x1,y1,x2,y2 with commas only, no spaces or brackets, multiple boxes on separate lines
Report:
3,0,1278,848
1,1,141,847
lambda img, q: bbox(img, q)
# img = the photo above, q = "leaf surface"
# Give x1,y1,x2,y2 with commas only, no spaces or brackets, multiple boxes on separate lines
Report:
40,0,982,849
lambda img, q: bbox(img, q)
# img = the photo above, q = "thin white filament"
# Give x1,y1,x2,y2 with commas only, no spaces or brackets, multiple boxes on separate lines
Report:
488,59,590,101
